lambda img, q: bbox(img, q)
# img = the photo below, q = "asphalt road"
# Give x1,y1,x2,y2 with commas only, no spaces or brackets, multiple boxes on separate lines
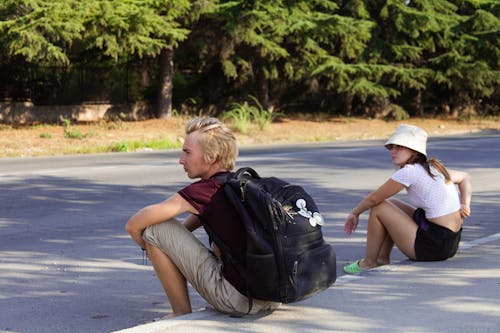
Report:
1,132,499,333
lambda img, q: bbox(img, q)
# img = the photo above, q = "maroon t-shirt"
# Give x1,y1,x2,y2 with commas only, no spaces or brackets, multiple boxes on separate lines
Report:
178,173,247,295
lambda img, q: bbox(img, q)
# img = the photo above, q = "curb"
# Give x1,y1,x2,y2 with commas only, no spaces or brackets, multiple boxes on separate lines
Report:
114,232,500,333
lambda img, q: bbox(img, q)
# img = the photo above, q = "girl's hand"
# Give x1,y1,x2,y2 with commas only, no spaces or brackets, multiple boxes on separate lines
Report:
344,213,359,235
459,204,471,219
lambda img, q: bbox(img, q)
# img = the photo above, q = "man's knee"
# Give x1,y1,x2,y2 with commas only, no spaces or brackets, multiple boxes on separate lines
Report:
142,222,172,249
142,224,156,244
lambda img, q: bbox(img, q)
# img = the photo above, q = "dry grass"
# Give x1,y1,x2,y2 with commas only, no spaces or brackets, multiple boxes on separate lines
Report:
1,115,499,158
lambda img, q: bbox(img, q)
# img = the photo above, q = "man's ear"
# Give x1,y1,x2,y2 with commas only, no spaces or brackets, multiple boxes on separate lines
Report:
205,154,217,165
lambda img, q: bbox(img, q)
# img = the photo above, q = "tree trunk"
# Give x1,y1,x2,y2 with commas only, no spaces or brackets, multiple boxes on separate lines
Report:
156,48,174,119
342,92,353,116
255,66,270,110
412,89,424,117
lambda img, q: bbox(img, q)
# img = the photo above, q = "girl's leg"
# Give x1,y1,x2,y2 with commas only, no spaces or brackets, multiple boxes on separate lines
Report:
375,234,393,266
375,199,415,265
146,242,192,316
387,198,416,217
360,200,418,270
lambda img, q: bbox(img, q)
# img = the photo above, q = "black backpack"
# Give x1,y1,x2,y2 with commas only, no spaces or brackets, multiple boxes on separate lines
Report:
203,167,336,312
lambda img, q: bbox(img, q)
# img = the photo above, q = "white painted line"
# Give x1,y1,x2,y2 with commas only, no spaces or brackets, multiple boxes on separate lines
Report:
459,232,500,250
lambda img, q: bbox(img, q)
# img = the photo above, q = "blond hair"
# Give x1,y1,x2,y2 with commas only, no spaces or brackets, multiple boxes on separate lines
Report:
185,117,238,170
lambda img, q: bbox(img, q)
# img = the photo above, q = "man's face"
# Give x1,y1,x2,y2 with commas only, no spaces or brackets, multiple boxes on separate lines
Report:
179,131,212,179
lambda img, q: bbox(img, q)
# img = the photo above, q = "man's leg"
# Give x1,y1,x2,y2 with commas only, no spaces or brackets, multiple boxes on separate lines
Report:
143,220,278,317
143,220,223,317
146,242,192,317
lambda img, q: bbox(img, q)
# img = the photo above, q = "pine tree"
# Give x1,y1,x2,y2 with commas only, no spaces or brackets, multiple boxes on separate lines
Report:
181,0,373,112
0,0,84,65
0,0,198,118
312,0,499,116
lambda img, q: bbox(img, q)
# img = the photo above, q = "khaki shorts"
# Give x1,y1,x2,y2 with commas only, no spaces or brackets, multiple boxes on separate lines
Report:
143,220,280,315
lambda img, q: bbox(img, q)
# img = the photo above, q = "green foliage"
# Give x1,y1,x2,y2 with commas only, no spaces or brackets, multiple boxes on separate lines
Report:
63,119,94,139
106,139,180,153
0,0,194,64
311,0,499,115
385,104,410,121
0,0,85,65
349,78,398,102
246,96,282,130
0,0,498,117
222,96,280,132
82,0,192,60
222,102,254,133
109,142,129,152
207,0,346,110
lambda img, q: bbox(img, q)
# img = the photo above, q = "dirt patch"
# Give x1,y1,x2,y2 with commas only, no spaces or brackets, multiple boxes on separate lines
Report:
1,116,498,158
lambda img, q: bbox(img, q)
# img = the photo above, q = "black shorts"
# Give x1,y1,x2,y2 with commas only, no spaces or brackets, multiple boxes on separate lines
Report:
413,208,462,261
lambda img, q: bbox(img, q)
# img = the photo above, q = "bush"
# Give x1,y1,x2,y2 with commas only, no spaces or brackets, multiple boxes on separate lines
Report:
222,96,281,133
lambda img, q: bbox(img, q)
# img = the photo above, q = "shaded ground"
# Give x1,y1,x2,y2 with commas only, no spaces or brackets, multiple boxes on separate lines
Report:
1,115,499,157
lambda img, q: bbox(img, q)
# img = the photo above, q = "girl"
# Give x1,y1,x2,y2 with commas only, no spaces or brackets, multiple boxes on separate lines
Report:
343,124,471,274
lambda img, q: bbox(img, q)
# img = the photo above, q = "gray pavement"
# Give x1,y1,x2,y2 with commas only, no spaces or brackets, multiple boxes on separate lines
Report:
116,233,500,333
114,133,500,333
1,132,499,332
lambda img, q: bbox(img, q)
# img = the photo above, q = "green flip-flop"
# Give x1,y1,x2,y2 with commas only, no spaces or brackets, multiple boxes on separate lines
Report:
343,260,364,274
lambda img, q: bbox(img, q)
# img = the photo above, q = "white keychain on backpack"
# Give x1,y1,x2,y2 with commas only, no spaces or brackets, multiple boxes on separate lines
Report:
296,199,324,226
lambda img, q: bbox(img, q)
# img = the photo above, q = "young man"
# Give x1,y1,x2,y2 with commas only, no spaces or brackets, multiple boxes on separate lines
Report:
125,117,279,320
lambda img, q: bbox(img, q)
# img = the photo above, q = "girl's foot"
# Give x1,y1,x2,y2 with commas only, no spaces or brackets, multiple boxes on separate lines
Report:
358,258,378,270
343,258,377,274
376,258,390,266
343,260,363,274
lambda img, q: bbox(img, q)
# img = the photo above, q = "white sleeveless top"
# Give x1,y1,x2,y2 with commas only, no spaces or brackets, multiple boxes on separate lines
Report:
391,163,460,218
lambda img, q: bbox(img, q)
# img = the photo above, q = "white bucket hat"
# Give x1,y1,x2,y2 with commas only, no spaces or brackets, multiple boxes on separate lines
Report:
385,124,428,157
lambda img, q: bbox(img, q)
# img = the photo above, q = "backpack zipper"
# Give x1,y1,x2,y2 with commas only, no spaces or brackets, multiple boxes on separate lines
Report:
239,181,247,202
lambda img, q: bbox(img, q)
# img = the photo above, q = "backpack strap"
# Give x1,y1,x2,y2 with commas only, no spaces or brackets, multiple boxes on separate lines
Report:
210,171,231,183
201,221,253,315
202,170,255,315
234,167,260,180
212,167,260,183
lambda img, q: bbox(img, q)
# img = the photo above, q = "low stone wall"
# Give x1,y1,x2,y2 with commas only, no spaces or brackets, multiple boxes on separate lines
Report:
0,102,155,124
